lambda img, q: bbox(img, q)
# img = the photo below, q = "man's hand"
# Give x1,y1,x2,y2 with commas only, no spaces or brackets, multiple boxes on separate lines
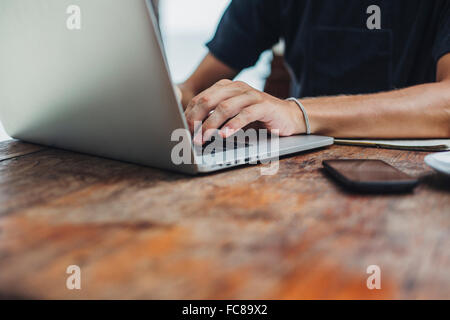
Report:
184,79,306,145
176,83,196,110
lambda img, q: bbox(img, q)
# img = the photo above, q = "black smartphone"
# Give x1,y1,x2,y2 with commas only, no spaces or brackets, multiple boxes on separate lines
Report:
322,159,419,193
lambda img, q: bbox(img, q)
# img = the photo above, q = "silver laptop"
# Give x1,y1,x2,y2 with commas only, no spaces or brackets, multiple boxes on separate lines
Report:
0,0,333,175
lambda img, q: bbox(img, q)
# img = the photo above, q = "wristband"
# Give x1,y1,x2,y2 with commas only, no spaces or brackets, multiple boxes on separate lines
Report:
286,97,311,135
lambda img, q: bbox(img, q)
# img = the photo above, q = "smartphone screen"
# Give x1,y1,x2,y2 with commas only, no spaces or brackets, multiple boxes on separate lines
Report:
322,160,419,192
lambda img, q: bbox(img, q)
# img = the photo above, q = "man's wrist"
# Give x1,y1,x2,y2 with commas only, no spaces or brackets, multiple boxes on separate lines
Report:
300,98,329,136
286,98,328,136
285,99,307,135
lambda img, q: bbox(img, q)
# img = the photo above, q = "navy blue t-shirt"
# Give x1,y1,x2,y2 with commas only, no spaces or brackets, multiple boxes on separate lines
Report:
207,0,450,97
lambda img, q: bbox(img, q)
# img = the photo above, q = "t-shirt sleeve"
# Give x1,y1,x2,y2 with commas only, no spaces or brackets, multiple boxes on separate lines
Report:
432,1,450,62
206,0,282,72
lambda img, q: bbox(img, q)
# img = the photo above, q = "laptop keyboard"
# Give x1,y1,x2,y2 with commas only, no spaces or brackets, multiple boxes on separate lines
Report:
198,136,250,154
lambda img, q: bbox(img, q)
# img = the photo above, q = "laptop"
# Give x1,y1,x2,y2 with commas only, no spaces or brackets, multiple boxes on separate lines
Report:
0,0,333,175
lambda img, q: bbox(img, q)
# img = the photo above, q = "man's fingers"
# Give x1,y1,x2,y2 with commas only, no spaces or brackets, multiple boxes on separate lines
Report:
185,80,232,127
220,104,266,138
199,92,261,142
186,90,238,131
185,79,230,113
185,80,249,132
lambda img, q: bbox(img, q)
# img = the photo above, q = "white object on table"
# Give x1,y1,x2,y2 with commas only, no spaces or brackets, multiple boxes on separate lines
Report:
425,152,450,176
335,139,450,152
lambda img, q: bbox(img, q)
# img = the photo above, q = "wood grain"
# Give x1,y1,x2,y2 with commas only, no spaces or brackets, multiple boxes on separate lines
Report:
0,140,46,162
0,140,448,299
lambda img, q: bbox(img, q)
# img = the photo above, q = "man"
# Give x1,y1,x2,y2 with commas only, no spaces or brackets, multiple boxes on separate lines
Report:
177,0,450,145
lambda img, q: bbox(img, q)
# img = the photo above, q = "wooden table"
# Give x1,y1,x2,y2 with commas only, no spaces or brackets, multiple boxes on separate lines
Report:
0,139,448,299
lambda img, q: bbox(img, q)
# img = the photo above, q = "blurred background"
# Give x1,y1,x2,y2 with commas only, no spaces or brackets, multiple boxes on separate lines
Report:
159,0,272,86
0,0,273,142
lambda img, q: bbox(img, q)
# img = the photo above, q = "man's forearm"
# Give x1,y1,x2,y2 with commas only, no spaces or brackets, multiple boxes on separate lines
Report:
301,81,450,138
183,54,237,95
